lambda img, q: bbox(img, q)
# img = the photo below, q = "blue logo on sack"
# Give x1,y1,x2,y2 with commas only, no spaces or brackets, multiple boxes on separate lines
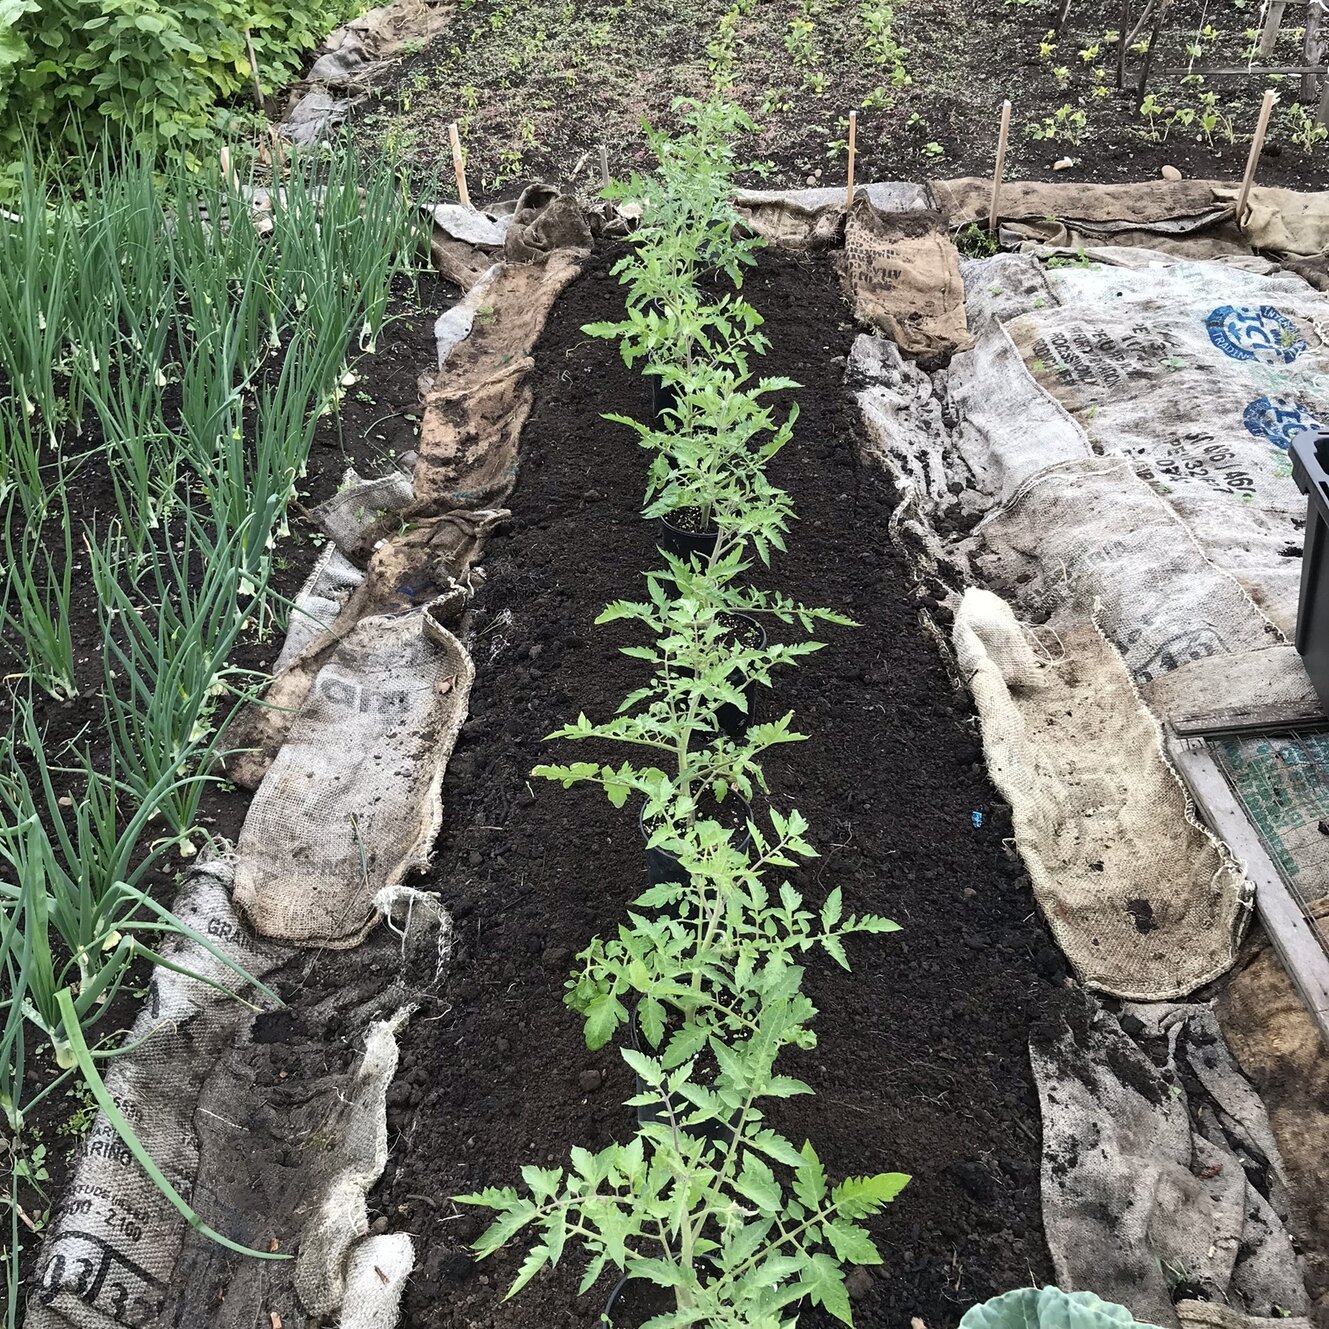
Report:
1242,396,1323,450
1206,305,1307,364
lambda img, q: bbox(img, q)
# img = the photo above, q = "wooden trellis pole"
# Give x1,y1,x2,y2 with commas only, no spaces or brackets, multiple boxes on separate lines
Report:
989,100,1012,234
448,122,471,210
1306,0,1326,104
1135,0,1172,103
1236,89,1278,226
845,110,857,209
1257,0,1288,55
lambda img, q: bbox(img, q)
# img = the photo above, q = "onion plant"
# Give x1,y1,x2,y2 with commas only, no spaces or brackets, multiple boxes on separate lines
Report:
1,133,417,1290
0,704,282,1114
0,488,78,700
89,510,275,840
0,709,292,1268
0,398,47,520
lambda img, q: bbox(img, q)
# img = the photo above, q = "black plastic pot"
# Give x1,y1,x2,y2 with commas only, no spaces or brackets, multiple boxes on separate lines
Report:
655,511,719,563
602,1272,672,1327
638,798,752,888
715,613,766,740
651,375,679,425
602,1259,720,1326
1291,426,1329,714
629,1003,736,1148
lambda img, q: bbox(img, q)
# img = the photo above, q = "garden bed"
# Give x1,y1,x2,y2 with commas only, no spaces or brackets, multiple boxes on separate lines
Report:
363,246,1072,1326
355,0,1329,196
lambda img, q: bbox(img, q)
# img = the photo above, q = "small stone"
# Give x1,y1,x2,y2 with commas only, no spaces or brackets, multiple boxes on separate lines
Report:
369,1215,390,1235
578,1069,603,1093
846,1266,876,1300
468,849,483,868
806,174,818,186
1052,157,1074,172
1161,164,1182,180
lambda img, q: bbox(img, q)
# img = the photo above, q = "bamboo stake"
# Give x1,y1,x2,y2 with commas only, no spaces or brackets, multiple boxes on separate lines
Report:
989,100,1012,233
844,110,857,209
1236,88,1277,227
448,122,471,210
245,28,264,110
599,143,610,188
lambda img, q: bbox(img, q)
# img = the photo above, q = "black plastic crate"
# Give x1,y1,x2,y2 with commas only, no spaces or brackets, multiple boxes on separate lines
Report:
1290,426,1329,713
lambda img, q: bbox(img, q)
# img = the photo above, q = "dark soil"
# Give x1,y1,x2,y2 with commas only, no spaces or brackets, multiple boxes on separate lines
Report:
373,247,1072,1326
9,268,456,1301
354,0,1328,199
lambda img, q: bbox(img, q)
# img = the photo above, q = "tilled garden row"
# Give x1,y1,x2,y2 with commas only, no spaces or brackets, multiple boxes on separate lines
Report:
368,246,1071,1327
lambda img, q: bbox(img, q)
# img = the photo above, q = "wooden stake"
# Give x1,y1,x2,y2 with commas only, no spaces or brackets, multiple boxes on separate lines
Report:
1256,0,1287,57
448,122,471,210
245,28,264,110
1135,0,1171,104
989,100,1012,234
598,143,610,188
844,110,857,209
269,126,286,175
1236,88,1277,227
1305,0,1326,104
1115,0,1130,87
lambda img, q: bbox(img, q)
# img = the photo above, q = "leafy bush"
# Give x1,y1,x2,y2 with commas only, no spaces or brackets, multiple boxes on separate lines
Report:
0,0,365,161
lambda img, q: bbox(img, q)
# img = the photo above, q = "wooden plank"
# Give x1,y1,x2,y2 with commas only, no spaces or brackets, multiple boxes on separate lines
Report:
1172,711,1326,739
1169,734,1329,1045
1171,699,1325,738
1155,62,1327,75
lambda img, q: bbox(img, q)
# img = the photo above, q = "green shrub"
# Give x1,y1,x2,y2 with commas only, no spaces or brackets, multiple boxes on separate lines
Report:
0,0,365,161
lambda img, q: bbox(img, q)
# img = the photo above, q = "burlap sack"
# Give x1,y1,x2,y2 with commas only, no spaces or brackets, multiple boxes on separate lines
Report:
233,605,473,947
953,588,1250,999
840,198,971,357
